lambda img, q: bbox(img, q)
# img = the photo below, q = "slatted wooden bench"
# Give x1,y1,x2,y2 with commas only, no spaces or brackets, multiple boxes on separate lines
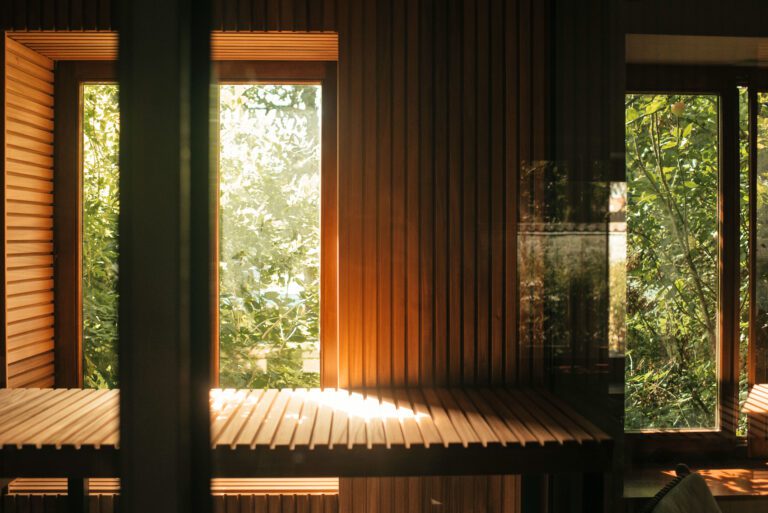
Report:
743,384,768,415
0,387,611,478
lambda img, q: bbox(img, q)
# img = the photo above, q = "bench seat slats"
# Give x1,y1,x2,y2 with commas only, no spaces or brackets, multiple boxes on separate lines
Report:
0,387,609,453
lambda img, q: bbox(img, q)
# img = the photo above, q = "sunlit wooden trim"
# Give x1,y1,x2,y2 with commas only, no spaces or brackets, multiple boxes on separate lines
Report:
7,477,340,495
5,31,339,62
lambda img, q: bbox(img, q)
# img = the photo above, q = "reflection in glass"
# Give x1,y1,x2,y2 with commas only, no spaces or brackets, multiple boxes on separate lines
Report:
518,161,610,391
218,84,322,389
625,94,719,430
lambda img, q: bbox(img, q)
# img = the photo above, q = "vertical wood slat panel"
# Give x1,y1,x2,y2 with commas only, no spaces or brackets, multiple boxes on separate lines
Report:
336,0,543,389
0,34,4,387
375,0,392,387
489,0,505,386
389,0,406,387
418,0,434,387
3,36,55,388
446,0,462,386
339,476,520,513
1,0,339,31
335,0,350,389
20,0,118,31
334,0,541,505
3,493,336,513
237,0,252,31
361,0,377,389
404,0,420,387
517,0,533,385
475,0,491,386
504,0,519,386
461,0,477,386
432,0,447,387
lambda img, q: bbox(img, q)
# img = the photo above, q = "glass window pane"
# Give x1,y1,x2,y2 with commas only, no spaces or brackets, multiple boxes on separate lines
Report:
82,83,120,389
755,93,768,409
739,86,750,437
218,84,322,389
625,93,719,430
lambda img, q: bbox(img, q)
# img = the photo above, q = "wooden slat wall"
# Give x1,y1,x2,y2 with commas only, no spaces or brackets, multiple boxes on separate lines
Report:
546,0,621,417
2,0,547,509
336,0,547,389
333,0,544,507
2,36,55,388
339,476,520,513
0,0,337,31
6,32,339,62
1,0,548,390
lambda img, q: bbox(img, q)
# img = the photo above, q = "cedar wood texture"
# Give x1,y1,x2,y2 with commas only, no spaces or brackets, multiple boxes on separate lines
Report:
3,37,56,389
3,493,340,513
1,0,551,511
2,0,550,403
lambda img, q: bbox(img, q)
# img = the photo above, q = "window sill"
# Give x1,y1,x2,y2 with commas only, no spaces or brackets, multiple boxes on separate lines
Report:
626,431,745,463
625,465,768,499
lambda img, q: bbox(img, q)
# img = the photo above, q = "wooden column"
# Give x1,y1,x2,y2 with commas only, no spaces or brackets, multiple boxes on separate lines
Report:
118,1,213,512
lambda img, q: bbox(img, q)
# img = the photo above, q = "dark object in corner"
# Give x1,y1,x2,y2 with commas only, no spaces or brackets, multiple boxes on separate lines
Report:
642,464,721,513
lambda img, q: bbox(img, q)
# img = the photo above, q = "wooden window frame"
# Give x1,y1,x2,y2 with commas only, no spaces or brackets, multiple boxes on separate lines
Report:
54,61,116,388
55,60,339,389
625,64,768,462
213,61,338,388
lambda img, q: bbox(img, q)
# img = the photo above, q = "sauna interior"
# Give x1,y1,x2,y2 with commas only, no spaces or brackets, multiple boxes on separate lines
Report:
2,1,768,512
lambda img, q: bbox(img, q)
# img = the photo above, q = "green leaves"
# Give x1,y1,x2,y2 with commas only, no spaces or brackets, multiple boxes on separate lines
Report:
81,83,323,391
625,93,720,430
218,85,322,389
82,84,120,389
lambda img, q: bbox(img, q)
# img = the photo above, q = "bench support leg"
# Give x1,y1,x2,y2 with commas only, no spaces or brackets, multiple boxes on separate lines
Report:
68,477,89,513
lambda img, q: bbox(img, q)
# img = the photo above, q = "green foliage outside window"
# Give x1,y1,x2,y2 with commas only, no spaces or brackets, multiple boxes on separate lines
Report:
81,83,322,390
218,84,322,389
82,84,120,389
625,94,720,429
625,93,750,431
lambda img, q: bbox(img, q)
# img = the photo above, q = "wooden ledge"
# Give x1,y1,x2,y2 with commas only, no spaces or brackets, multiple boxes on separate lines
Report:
0,387,611,477
625,466,768,498
744,384,768,414
6,31,339,61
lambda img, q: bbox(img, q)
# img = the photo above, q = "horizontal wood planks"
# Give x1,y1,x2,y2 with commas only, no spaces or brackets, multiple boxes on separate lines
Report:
210,33,338,61
3,36,56,388
8,477,339,494
6,32,339,61
743,384,768,415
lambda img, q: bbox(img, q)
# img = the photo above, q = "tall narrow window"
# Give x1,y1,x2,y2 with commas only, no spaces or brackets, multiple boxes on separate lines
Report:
65,64,335,390
82,83,120,389
218,83,322,389
625,93,720,430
